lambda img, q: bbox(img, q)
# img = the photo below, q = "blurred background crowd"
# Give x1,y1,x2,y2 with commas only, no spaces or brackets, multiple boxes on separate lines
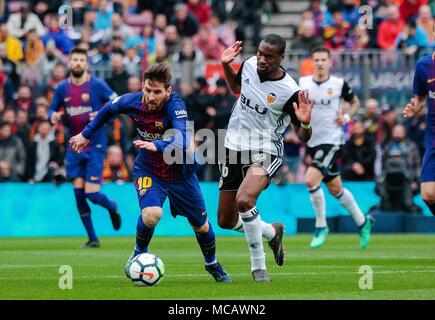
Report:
0,0,432,211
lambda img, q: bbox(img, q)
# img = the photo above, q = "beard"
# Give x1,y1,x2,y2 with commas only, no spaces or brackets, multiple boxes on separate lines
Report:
71,67,85,78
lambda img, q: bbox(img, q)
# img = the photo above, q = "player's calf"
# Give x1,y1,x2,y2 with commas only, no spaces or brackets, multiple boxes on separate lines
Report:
422,185,435,216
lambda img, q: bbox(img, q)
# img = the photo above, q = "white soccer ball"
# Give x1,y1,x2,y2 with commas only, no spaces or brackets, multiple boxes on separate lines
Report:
128,253,165,286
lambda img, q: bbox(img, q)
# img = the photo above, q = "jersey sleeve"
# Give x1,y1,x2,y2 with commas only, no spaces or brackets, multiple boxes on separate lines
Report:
82,94,131,139
413,59,427,97
340,81,355,102
48,84,64,124
235,60,246,87
152,95,190,153
282,91,302,127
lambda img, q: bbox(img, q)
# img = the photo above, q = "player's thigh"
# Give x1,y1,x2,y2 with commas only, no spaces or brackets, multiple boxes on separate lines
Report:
236,164,269,209
167,174,207,228
134,171,167,221
305,166,324,188
421,182,435,203
85,151,105,185
217,191,238,228
85,182,101,193
65,151,86,182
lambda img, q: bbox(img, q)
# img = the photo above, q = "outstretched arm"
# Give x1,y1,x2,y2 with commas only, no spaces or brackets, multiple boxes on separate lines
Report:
221,41,243,94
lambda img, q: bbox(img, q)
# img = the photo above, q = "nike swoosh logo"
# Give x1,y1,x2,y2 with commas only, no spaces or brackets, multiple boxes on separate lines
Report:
136,271,155,279
90,176,99,181
428,78,435,84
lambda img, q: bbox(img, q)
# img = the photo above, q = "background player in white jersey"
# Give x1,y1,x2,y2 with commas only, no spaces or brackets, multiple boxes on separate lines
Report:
299,47,372,249
219,34,313,282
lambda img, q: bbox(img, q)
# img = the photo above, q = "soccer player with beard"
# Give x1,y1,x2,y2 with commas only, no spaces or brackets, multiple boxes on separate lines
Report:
49,48,121,248
69,63,232,283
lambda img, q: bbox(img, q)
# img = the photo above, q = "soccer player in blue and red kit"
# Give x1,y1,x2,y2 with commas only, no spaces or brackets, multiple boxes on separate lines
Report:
404,51,435,216
69,63,232,283
49,48,121,248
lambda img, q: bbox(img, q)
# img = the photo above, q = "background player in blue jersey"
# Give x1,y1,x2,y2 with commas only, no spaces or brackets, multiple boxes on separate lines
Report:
69,63,232,283
49,48,121,248
404,52,435,216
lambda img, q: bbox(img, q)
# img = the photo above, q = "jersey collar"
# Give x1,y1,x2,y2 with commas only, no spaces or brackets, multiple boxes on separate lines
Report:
257,66,286,83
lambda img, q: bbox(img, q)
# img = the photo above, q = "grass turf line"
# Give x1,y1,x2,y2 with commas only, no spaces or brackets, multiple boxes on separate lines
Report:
0,235,434,299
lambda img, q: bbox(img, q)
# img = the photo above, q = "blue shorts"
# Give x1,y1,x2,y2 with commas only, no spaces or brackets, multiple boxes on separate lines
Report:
421,148,435,183
65,150,105,184
134,169,207,228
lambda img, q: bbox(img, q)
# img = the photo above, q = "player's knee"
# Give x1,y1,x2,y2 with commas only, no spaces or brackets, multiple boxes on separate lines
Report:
141,208,162,227
236,194,256,213
85,192,100,204
328,186,342,197
217,214,234,229
192,220,209,233
305,173,318,189
422,192,435,205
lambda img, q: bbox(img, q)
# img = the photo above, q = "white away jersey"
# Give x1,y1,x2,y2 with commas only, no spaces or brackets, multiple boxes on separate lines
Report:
224,56,301,157
299,75,355,147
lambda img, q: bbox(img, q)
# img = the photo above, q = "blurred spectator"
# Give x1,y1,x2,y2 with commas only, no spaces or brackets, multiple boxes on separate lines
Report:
90,39,113,66
0,0,9,24
0,59,14,105
341,0,361,26
185,77,216,131
377,5,405,50
404,106,427,157
2,109,16,132
146,43,171,67
26,120,63,183
416,5,434,39
15,109,31,146
111,34,126,55
172,38,205,87
103,145,131,183
123,47,141,77
20,29,46,88
68,11,105,47
126,24,156,57
0,161,15,182
396,19,430,57
308,0,327,31
29,97,50,141
0,121,26,181
7,3,46,39
187,0,212,25
291,19,324,51
29,0,63,19
94,0,114,31
399,0,427,22
211,78,236,130
209,14,236,48
154,14,168,44
164,25,181,56
171,3,200,37
45,63,67,102
343,120,376,181
106,53,129,95
378,104,398,145
362,98,380,139
41,14,74,55
193,25,225,59
14,85,35,115
324,11,353,50
349,25,370,51
127,76,142,93
103,13,135,44
42,40,68,84
0,23,24,63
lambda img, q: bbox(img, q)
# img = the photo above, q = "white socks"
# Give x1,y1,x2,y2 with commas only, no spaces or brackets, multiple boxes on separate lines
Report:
239,206,266,271
232,216,275,241
309,185,327,228
335,188,366,227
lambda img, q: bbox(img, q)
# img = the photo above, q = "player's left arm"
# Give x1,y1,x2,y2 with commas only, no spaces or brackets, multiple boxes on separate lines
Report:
284,90,312,143
337,81,359,126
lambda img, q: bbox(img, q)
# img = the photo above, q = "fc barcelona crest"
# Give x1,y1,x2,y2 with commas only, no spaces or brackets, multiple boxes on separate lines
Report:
266,93,277,105
81,93,90,102
155,120,164,131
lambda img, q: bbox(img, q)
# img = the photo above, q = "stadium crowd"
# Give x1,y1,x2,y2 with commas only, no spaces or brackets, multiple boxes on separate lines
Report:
0,0,432,194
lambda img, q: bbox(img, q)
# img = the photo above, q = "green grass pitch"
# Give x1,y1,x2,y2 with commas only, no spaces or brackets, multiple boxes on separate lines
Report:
1,235,434,300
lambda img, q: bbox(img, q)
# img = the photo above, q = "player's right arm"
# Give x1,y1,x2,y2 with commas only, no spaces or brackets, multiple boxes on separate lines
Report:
69,94,130,153
405,58,428,118
48,84,65,125
221,41,243,94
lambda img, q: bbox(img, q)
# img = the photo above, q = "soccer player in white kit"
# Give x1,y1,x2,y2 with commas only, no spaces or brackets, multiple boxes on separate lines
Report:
299,47,372,249
219,34,313,282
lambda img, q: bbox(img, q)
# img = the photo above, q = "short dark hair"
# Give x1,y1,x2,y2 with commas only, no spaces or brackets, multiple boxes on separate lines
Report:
143,63,172,88
0,120,11,128
262,34,286,54
70,47,88,57
311,46,331,57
